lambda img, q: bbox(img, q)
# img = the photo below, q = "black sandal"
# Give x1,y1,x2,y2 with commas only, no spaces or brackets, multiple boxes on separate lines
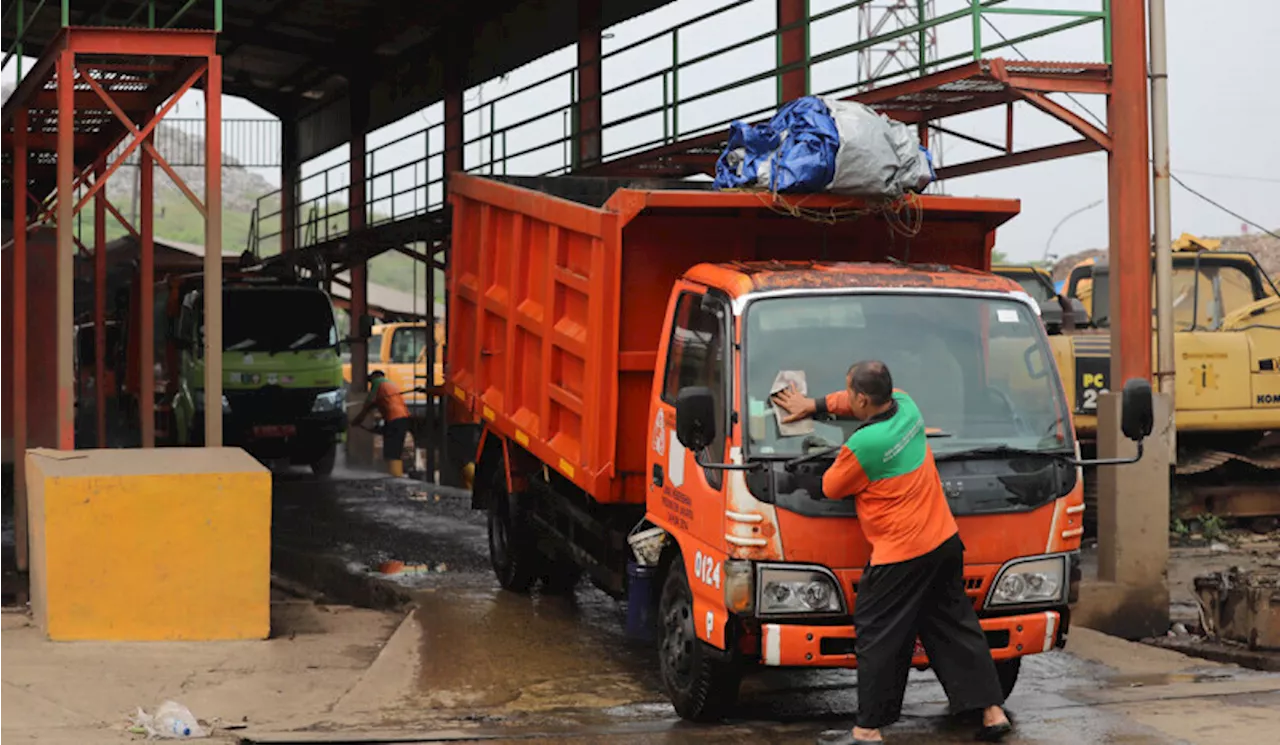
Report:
975,721,1013,742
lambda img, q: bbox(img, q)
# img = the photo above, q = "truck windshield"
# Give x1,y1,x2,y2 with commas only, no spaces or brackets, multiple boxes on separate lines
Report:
223,288,338,353
743,293,1071,458
390,327,429,364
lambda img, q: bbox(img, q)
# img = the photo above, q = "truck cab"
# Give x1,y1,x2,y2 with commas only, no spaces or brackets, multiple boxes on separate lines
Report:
1058,241,1280,431
648,262,1103,715
172,276,347,475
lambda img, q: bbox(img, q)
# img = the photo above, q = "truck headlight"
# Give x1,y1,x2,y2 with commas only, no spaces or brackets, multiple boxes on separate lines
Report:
311,388,345,413
987,554,1067,607
195,390,231,413
757,565,844,616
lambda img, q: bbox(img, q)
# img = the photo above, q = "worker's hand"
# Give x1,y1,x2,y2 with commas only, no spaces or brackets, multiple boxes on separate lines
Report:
771,384,817,424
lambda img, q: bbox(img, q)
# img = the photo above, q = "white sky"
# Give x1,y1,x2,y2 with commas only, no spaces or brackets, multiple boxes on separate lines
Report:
6,0,1276,261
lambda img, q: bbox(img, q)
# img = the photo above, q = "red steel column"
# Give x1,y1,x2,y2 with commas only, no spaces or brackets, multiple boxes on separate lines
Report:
281,121,298,252
55,49,75,450
140,132,156,448
205,54,224,446
349,82,370,394
13,108,30,570
94,157,107,447
577,0,602,168
778,0,809,102
444,75,464,182
1107,1,1152,385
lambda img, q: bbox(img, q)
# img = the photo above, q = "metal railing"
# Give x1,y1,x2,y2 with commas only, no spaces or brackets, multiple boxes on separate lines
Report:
102,118,282,168
4,1,224,88
248,0,1111,256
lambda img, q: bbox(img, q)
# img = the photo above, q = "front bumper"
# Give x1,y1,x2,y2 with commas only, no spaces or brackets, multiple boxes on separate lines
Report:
223,410,347,459
759,610,1063,668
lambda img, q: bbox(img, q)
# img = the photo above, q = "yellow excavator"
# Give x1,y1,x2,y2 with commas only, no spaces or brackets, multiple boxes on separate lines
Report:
999,235,1280,530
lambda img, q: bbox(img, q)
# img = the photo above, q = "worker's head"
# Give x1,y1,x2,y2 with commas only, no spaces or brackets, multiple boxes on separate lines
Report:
369,370,386,389
845,360,894,420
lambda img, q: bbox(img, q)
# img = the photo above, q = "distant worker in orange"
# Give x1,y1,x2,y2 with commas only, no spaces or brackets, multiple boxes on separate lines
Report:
774,360,1012,745
351,370,411,477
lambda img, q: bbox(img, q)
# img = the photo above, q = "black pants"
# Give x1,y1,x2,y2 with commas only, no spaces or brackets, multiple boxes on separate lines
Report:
382,417,410,461
854,533,1004,729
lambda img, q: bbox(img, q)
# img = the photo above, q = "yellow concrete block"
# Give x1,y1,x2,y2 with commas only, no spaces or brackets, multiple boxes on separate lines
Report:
26,447,271,641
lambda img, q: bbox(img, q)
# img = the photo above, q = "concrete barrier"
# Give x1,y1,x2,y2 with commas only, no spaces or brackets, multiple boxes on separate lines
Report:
26,447,270,640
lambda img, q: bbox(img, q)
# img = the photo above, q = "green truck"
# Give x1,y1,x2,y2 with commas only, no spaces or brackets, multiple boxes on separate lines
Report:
171,275,347,475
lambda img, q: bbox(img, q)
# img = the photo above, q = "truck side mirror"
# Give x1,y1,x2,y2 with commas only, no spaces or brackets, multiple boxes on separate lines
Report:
675,387,716,451
1068,376,1154,467
1120,377,1154,442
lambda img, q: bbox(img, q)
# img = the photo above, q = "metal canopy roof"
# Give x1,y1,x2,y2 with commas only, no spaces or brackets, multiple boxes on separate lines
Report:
4,0,671,162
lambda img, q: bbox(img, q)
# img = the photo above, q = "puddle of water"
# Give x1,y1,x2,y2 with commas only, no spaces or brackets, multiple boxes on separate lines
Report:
1105,670,1240,688
410,586,665,714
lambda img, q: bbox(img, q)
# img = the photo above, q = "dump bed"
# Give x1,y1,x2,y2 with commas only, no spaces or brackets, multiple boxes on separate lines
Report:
447,174,1019,504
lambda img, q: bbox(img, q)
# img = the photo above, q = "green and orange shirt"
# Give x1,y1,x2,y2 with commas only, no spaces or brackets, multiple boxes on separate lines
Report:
821,390,958,566
368,378,410,422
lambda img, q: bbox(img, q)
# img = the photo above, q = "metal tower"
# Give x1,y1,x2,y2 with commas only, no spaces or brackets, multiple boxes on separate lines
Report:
856,0,943,180
856,0,939,87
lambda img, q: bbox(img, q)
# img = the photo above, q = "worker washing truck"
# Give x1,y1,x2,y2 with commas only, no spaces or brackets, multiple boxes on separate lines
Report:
444,174,1154,721
343,320,444,420
172,274,347,475
350,370,413,477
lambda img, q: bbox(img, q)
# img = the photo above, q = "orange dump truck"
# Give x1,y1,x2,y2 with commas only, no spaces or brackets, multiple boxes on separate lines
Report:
445,174,1152,720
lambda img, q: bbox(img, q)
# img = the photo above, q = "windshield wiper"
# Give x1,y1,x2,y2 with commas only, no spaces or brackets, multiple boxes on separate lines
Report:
782,429,954,471
288,332,319,350
783,444,842,471
934,445,1070,463
227,338,256,352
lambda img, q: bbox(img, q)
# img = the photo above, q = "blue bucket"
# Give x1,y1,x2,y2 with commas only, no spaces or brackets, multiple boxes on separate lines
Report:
625,562,657,642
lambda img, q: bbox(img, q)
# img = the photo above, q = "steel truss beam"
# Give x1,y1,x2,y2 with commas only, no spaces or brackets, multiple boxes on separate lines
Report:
582,57,1114,183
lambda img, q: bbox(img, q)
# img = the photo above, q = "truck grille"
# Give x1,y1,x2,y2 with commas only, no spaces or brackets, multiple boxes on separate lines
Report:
851,574,988,609
225,386,319,420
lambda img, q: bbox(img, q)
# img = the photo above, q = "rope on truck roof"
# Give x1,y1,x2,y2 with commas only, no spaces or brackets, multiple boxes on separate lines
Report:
723,188,925,238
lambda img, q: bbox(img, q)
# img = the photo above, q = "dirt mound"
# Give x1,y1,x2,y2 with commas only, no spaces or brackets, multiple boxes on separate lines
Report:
1051,232,1280,283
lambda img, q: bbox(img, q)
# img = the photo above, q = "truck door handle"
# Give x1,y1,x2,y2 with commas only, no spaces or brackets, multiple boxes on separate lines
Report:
652,464,664,487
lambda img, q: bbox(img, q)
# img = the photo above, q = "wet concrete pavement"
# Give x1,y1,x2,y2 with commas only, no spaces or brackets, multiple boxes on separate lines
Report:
267,470,1280,744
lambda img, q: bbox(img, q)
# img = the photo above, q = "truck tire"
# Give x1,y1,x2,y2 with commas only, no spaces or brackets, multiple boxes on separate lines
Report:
995,658,1021,699
659,560,741,721
310,444,336,477
486,468,540,593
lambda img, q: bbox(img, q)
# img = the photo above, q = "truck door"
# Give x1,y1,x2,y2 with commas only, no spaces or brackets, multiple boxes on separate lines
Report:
646,284,734,646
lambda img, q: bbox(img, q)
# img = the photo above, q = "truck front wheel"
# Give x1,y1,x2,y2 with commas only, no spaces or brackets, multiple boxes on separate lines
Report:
659,560,741,721
486,468,539,593
310,444,336,477
995,658,1021,699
